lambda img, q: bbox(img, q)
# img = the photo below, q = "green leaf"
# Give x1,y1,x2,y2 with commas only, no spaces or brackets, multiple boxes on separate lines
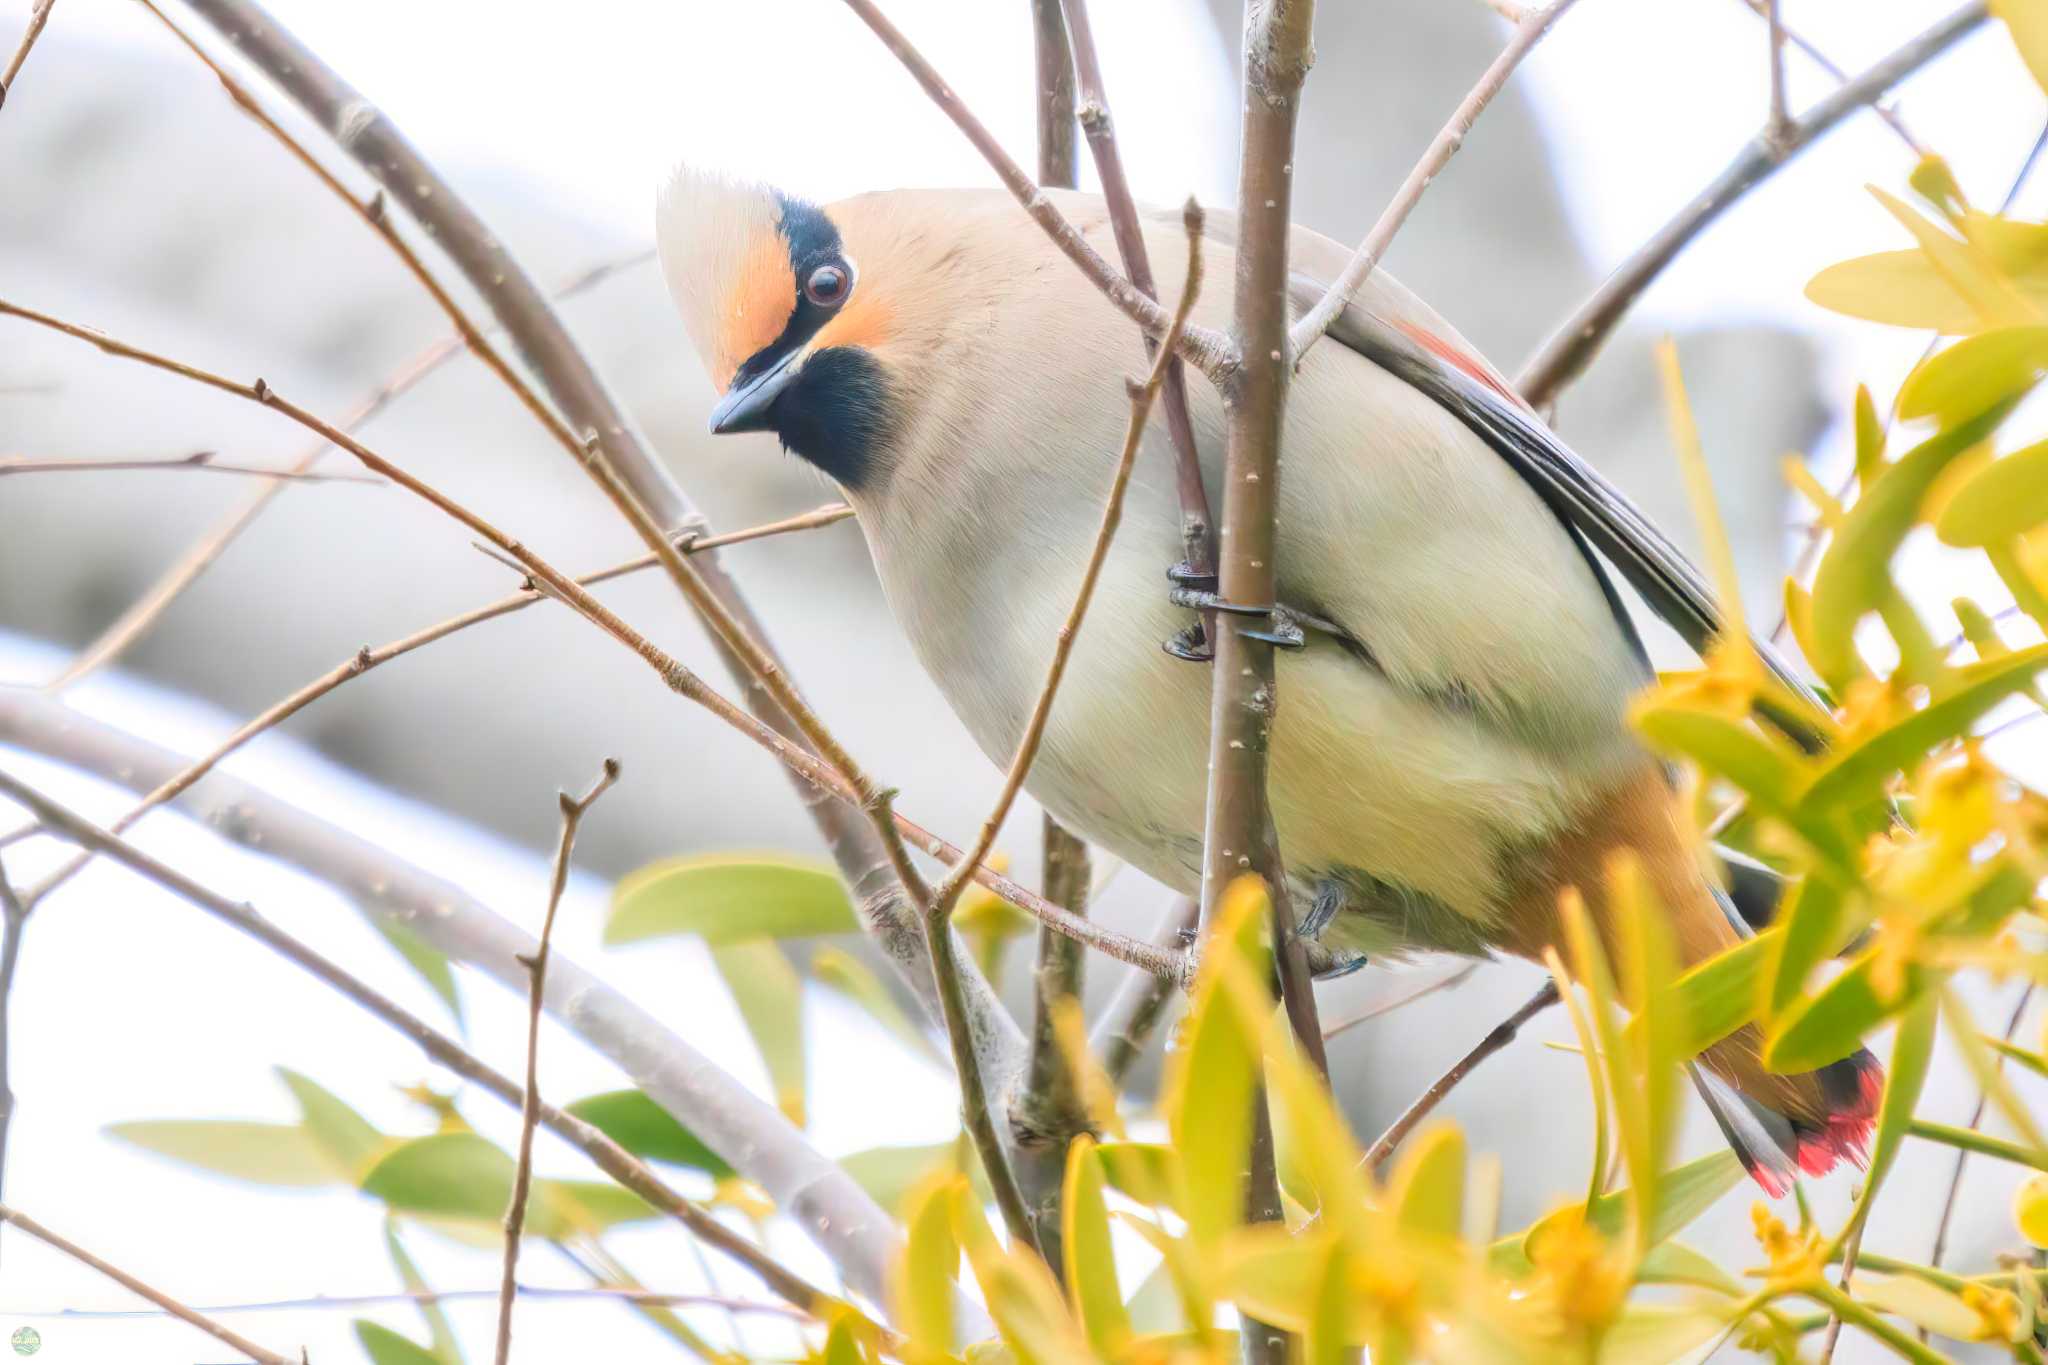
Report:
1637,1240,1743,1296
1631,708,1847,867
562,1089,733,1178
1801,643,2048,815
105,1119,339,1187
1767,879,1851,1015
278,1068,388,1179
1765,953,1924,1073
1834,991,1939,1257
359,1133,655,1239
1807,250,1999,333
1808,404,2011,690
607,853,856,945
894,1173,961,1353
811,946,944,1066
1936,436,2048,546
710,939,808,1127
354,1320,445,1365
1305,1242,1355,1365
1386,1124,1464,1240
1062,1138,1131,1357
1598,1307,1728,1364
1899,326,2048,424
1511,1150,1746,1274
367,913,465,1029
1094,1142,1177,1211
1858,1273,1987,1342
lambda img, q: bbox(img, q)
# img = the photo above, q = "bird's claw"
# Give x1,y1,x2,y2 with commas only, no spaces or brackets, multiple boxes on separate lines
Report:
1167,586,1309,650
1162,622,1213,662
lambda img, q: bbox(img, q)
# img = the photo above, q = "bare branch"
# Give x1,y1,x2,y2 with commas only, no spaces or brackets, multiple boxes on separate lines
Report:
1362,981,1560,1171
0,767,898,1337
0,864,24,1226
1205,0,1327,1090
1291,0,1582,360
0,0,53,112
1060,0,1217,602
33,1285,811,1320
498,760,619,1365
1092,896,1199,1087
838,0,1235,382
1012,812,1093,1274
0,1203,296,1365
1031,0,1079,188
1764,0,1793,147
0,452,382,483
1320,962,1480,1040
1928,986,2035,1270
1516,2,1989,409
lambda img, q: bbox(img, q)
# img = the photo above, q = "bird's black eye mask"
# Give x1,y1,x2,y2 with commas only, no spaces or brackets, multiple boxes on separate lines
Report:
726,193,855,390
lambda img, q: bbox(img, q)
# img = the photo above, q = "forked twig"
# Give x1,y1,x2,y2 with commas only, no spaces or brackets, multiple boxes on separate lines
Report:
497,760,620,1365
0,0,54,111
1362,980,1561,1171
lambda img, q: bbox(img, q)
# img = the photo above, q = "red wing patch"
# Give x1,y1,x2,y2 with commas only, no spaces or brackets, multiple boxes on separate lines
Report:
1385,316,1530,412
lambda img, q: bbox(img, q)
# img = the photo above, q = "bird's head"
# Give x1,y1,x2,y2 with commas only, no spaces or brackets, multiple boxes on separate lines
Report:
658,169,932,491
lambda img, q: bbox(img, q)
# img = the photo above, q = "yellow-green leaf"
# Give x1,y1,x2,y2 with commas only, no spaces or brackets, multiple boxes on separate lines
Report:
1834,992,1939,1259
1667,928,1783,1059
894,1172,962,1359
1994,0,2048,94
1936,437,2048,547
1767,878,1850,1015
1213,1224,1328,1335
1765,952,1925,1073
278,1068,388,1178
1597,1306,1728,1365
1900,326,2048,424
1808,250,1993,333
105,1120,340,1188
359,1132,655,1238
1809,404,2012,689
1094,1141,1177,1211
1305,1241,1355,1365
812,946,945,1066
841,1144,957,1216
2017,1172,2048,1246
1859,1273,1986,1341
710,938,808,1126
951,1182,1088,1364
607,853,856,944
1061,1138,1130,1356
354,1321,444,1365
1387,1123,1465,1240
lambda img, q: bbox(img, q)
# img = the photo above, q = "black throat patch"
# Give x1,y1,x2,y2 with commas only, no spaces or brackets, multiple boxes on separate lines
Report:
725,194,893,489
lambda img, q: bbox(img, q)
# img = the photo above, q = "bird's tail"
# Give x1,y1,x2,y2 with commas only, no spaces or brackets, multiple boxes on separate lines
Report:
1690,1029,1882,1197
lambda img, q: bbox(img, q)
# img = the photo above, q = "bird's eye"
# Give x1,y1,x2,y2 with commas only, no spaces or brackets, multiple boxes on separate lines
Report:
803,262,850,307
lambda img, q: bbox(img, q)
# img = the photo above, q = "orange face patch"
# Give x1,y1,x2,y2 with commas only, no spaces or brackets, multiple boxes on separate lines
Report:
714,233,798,391
808,287,893,357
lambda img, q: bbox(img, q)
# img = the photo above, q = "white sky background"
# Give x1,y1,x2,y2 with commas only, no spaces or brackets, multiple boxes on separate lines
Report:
4,0,2048,1361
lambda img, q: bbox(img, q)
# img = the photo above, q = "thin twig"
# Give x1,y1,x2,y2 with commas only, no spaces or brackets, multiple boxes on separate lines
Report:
1290,0,1582,360
920,202,1208,1259
498,761,620,1365
0,452,382,483
1818,1217,1868,1364
839,0,1234,382
1928,986,2036,1271
1060,0,1217,598
1735,0,1923,154
1320,963,1480,1040
0,0,53,112
45,246,656,691
1013,812,1093,1276
18,502,852,912
23,1285,808,1320
1362,981,1561,1171
0,769,892,1342
1516,2,1990,409
1764,0,1793,148
0,1204,295,1365
1092,896,1200,1087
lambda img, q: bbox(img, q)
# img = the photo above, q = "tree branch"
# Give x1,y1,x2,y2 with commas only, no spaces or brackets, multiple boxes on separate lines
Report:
0,863,24,1234
1012,812,1092,1277
1516,1,1989,409
1060,0,1217,607
1320,962,1479,1040
172,0,1024,1111
1289,0,1582,360
0,1204,295,1365
498,760,619,1365
1031,0,1079,189
0,766,905,1337
838,0,1235,382
0,0,53,112
0,452,382,483
1361,980,1560,1171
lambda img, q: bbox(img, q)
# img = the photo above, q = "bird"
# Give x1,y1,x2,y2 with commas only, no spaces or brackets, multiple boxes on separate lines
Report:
654,168,1879,1195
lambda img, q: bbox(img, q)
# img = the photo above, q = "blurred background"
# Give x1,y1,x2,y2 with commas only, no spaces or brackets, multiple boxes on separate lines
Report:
0,0,2043,1359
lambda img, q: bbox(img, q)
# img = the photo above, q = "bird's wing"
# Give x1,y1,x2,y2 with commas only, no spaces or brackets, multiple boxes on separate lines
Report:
1290,274,1832,744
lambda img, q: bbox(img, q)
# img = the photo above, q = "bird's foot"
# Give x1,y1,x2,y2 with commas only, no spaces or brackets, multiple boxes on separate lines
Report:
1299,881,1367,979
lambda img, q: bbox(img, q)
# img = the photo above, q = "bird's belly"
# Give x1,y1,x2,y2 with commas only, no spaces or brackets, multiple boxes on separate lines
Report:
878,536,1606,954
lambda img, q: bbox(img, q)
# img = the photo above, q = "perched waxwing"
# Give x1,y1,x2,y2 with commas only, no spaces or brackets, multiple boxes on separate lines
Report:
655,169,1880,1194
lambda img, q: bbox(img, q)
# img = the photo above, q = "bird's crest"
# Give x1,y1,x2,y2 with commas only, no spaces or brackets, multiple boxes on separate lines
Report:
657,167,795,392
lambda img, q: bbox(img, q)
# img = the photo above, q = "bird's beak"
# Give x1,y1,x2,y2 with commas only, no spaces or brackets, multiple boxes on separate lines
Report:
708,348,803,434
